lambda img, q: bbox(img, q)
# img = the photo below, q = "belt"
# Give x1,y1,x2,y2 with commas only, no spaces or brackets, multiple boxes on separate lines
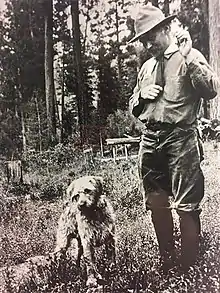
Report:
146,122,192,131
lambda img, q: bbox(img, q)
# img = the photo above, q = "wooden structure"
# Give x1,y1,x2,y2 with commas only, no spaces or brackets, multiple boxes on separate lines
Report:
106,137,140,162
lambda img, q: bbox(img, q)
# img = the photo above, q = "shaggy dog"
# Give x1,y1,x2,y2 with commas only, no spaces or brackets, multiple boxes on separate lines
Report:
55,176,116,287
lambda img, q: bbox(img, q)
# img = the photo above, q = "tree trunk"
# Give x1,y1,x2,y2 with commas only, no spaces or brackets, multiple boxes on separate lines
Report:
209,0,220,119
82,2,90,54
34,93,42,153
44,0,57,144
70,0,86,145
163,0,170,16
60,47,65,143
20,106,27,156
15,85,27,156
115,1,122,84
151,0,159,7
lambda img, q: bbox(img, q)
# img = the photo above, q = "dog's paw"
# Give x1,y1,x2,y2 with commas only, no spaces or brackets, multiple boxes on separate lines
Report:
96,273,107,285
86,275,98,287
86,285,103,293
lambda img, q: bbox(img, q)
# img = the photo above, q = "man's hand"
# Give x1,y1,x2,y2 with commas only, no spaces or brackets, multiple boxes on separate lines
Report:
141,84,163,100
176,29,192,58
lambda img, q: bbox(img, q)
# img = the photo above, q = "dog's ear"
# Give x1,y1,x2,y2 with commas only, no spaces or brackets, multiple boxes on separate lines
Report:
66,181,75,201
94,176,103,184
92,176,103,195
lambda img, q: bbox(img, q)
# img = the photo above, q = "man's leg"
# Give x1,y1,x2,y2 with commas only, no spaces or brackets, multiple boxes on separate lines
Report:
139,130,176,272
177,210,201,271
146,190,176,272
167,127,204,270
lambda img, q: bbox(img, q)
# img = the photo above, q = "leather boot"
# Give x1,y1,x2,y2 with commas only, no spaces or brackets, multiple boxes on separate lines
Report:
178,210,201,271
151,208,176,272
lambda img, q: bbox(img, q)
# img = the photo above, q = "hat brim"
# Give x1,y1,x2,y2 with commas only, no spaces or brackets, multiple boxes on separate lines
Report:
128,14,176,44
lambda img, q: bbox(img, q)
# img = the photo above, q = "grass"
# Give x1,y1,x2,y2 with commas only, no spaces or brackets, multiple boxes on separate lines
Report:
0,141,219,292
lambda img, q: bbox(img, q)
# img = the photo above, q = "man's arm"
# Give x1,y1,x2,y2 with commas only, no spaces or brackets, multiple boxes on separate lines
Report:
129,63,163,118
129,77,145,118
176,29,219,100
185,49,219,100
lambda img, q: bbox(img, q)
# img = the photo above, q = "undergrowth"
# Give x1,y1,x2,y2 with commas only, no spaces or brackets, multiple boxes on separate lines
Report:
0,142,219,292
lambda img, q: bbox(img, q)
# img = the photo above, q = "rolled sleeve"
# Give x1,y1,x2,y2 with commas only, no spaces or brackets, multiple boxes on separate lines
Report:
129,78,144,118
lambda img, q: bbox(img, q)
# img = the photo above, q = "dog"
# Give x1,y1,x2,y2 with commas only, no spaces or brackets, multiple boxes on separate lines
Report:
55,176,116,287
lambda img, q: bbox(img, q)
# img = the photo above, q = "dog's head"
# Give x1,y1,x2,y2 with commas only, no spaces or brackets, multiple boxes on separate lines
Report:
67,176,103,211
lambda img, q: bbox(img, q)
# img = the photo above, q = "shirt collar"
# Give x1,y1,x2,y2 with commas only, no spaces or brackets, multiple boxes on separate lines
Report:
147,41,179,74
164,41,179,59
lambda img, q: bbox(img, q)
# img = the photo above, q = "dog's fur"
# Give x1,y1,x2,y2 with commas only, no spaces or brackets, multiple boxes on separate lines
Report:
55,176,116,287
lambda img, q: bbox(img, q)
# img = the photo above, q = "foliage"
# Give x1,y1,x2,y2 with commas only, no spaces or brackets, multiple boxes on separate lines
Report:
178,0,209,59
0,0,214,152
0,0,46,154
0,198,60,266
0,110,22,158
106,109,144,138
97,45,119,125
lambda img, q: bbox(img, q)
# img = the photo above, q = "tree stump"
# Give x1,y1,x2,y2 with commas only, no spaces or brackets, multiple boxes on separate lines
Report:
5,160,23,184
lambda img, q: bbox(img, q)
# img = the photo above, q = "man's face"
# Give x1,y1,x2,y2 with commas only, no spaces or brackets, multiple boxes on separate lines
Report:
139,26,170,57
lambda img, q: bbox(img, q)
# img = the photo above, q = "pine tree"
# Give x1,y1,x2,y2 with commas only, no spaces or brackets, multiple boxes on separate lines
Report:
0,0,46,154
43,0,57,144
97,45,119,126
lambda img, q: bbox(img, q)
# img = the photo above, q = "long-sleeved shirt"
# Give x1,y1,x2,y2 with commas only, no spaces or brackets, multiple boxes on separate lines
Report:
129,42,219,126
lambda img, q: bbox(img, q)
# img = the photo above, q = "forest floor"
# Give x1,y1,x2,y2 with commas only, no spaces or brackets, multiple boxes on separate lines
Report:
0,141,219,293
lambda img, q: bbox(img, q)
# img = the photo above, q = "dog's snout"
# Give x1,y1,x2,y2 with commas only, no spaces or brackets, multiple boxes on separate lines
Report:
78,199,86,208
77,193,87,210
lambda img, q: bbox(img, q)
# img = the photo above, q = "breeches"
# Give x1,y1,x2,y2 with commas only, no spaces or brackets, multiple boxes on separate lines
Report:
138,126,204,212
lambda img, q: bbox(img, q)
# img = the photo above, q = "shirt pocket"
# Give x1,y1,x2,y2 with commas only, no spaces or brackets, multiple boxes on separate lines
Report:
163,75,187,102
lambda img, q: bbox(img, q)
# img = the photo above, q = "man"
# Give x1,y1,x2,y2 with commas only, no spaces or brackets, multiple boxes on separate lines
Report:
128,4,219,272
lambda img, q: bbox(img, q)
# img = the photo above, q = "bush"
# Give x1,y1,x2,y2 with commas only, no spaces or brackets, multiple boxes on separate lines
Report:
24,143,84,174
106,109,144,138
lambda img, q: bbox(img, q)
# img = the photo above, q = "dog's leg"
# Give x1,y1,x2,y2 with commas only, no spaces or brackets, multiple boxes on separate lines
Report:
82,241,98,287
76,237,83,267
105,236,116,267
55,211,74,253
55,232,73,254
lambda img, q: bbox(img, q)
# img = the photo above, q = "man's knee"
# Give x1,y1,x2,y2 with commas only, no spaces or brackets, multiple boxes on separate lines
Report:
177,209,201,234
144,190,170,210
177,209,201,220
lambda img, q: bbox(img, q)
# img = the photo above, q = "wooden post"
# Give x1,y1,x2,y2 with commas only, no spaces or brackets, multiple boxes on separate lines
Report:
83,147,94,166
124,145,128,160
100,132,104,157
112,146,117,162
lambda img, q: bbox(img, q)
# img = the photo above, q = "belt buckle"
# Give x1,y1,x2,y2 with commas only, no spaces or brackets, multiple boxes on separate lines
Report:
147,123,160,131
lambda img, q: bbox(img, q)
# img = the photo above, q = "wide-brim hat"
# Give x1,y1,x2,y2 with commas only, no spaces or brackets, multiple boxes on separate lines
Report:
128,4,176,44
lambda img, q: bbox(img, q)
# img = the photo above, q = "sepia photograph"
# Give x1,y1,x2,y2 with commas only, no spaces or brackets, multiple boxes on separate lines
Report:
0,0,219,292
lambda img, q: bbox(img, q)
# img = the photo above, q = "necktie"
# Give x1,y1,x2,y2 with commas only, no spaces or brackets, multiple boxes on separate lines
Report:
155,55,165,88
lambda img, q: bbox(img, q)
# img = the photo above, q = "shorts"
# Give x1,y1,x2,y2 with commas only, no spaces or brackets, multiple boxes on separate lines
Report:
138,126,204,212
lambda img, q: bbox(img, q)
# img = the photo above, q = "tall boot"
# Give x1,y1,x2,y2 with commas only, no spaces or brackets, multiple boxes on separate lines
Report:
151,208,176,272
178,211,201,271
